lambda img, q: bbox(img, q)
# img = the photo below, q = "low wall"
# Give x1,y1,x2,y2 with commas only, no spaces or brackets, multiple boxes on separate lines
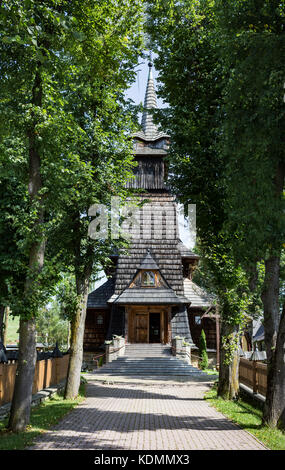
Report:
0,354,70,407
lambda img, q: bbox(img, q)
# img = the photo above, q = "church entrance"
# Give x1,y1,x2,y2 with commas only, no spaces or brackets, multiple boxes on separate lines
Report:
126,306,170,344
149,312,160,343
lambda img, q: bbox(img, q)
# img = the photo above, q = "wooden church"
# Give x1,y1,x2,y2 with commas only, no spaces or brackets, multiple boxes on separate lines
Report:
83,62,217,360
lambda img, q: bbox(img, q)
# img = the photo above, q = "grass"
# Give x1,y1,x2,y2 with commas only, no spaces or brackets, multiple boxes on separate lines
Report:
205,385,285,450
0,383,86,450
202,368,219,376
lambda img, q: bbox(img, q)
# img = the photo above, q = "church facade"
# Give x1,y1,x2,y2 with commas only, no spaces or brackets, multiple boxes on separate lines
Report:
83,63,217,359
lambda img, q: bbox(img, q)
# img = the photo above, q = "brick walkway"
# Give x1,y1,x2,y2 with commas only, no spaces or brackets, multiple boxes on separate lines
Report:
29,378,266,450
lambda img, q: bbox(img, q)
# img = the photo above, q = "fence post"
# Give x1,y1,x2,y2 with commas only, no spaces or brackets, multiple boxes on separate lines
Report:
252,360,257,394
55,357,59,385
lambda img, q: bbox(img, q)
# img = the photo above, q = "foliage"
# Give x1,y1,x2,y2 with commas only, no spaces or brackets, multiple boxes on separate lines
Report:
0,0,144,318
199,329,208,370
35,300,69,349
55,274,79,323
214,0,285,267
5,315,19,344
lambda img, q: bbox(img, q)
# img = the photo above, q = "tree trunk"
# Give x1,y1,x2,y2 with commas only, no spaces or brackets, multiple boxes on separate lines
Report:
218,321,240,400
8,318,37,432
64,271,91,399
8,68,45,432
3,306,9,346
263,303,285,429
261,256,280,365
0,305,5,344
261,161,284,428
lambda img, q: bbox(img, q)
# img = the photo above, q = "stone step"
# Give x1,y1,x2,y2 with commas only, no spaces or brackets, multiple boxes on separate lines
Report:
95,343,202,377
100,367,196,372
95,371,204,376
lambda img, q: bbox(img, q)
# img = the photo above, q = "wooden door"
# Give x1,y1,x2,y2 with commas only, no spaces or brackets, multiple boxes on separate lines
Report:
135,313,148,343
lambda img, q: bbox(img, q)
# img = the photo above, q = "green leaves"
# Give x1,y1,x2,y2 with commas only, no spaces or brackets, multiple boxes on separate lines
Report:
146,0,277,327
0,0,144,318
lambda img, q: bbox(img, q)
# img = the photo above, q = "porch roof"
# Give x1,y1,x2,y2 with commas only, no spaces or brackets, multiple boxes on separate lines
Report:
108,287,189,305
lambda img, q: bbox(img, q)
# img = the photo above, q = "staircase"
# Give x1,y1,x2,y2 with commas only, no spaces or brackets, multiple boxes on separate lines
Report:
93,344,205,379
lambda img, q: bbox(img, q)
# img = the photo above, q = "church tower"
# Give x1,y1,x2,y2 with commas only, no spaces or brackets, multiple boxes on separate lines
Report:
84,62,217,355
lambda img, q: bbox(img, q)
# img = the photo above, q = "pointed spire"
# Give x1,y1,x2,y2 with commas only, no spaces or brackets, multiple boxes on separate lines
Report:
141,61,160,139
132,58,169,143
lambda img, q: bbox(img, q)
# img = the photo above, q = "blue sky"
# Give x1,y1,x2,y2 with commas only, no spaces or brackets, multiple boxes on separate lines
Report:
125,57,165,110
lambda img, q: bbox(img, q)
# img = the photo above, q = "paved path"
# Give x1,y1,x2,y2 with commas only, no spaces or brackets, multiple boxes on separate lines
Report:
29,377,266,450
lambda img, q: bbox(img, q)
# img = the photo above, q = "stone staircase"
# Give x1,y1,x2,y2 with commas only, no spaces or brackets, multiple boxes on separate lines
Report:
93,343,205,378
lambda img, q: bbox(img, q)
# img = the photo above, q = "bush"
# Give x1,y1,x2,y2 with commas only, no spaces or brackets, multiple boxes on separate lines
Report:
199,329,208,370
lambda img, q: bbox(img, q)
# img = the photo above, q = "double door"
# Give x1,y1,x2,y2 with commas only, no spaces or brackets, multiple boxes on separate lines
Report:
127,308,169,343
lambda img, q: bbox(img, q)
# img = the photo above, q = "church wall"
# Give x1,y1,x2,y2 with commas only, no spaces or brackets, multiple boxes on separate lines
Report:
83,308,110,351
187,307,217,350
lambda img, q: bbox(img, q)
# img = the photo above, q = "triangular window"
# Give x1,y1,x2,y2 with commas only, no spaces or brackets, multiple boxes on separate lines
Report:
131,270,166,288
129,250,167,289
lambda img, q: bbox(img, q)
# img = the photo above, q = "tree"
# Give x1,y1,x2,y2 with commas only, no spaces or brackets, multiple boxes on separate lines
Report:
199,329,208,370
0,0,85,431
0,0,143,430
36,301,69,350
214,0,285,427
147,0,285,422
146,0,249,400
43,2,144,400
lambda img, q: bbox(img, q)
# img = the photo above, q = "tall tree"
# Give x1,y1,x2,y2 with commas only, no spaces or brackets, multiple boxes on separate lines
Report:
44,1,144,400
214,0,285,427
148,0,285,424
146,0,251,399
0,0,143,430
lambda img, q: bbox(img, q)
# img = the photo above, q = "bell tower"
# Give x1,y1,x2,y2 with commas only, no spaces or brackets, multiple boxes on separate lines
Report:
107,61,194,346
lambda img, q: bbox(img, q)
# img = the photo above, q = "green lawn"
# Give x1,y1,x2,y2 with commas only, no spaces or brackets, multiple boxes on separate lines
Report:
205,385,285,450
5,315,20,344
0,384,86,450
202,368,219,376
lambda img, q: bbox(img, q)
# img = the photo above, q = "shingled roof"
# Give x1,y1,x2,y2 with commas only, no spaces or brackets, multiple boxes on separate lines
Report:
183,279,214,308
177,240,199,259
111,287,189,305
113,193,185,299
87,277,115,309
138,250,160,270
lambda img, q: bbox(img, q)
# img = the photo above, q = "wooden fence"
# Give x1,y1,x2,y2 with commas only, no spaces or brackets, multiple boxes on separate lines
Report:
239,357,267,396
0,354,70,407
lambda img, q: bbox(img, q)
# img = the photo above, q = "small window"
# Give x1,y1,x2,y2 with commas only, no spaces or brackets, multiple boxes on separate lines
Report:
195,316,201,325
141,271,156,287
97,314,103,325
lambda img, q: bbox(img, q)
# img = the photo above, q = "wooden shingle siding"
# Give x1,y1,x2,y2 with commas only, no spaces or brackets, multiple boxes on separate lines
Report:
114,191,184,297
84,309,110,350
